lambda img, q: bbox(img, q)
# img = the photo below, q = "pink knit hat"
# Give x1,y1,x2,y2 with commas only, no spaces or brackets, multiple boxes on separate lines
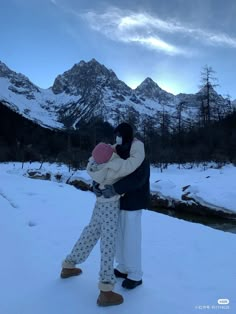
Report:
92,143,114,164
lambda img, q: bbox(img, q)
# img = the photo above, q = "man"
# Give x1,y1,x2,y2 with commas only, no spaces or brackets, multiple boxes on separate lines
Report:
100,123,150,289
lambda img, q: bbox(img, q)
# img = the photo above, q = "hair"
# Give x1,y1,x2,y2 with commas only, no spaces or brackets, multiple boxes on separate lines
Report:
114,122,133,144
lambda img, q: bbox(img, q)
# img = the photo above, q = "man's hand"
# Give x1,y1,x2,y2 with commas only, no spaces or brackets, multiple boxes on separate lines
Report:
92,181,102,197
102,185,117,198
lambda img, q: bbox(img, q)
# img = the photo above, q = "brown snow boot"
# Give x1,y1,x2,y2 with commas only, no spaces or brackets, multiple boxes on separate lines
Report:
97,291,124,307
60,267,82,279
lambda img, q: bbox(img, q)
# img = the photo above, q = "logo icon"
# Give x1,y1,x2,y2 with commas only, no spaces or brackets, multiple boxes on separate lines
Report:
218,299,229,305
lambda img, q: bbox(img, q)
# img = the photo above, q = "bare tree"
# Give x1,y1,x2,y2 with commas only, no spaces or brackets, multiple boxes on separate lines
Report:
175,101,187,134
199,65,219,125
125,107,139,131
160,104,170,137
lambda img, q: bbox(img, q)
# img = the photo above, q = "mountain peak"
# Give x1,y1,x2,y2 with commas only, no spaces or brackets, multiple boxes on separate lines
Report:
143,77,156,84
0,60,8,68
0,61,13,77
52,59,130,96
135,76,174,102
0,61,31,82
74,58,103,68
88,58,101,65
0,60,39,96
136,77,159,89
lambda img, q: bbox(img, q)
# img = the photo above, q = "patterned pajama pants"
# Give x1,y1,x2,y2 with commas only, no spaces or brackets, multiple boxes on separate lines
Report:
62,199,120,289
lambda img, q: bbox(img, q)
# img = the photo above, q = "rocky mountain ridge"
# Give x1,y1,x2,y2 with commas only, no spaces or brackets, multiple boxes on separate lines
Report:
0,59,234,130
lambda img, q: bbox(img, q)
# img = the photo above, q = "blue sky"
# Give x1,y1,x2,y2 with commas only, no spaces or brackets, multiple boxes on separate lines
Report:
1,0,236,99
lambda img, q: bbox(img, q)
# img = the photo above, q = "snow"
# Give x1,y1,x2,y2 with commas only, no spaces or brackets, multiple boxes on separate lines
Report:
10,161,235,214
0,77,63,129
0,162,235,313
150,164,236,213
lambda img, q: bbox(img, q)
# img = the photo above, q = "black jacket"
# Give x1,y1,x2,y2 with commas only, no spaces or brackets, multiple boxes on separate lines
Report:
113,158,150,210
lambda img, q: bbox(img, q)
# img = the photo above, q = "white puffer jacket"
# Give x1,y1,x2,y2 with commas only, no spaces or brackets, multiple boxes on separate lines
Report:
86,139,145,202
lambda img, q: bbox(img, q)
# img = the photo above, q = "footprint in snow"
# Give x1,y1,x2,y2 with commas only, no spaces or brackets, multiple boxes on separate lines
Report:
28,221,37,227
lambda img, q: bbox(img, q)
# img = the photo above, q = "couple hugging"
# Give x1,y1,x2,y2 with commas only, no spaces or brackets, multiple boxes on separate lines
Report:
60,123,150,307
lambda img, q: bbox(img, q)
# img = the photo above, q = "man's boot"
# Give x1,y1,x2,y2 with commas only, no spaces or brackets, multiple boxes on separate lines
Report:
122,278,142,289
114,268,127,279
60,267,82,279
97,291,124,306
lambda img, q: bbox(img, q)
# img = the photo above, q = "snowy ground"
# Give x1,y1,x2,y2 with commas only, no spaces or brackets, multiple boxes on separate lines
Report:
150,163,236,214
0,162,235,314
2,161,236,213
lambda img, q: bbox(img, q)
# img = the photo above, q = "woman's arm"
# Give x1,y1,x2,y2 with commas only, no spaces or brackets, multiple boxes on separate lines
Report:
106,140,145,181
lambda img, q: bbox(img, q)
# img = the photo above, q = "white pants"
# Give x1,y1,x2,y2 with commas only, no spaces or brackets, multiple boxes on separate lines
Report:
115,209,143,281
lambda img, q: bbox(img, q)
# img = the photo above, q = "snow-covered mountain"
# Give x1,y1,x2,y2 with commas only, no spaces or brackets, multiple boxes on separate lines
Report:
0,59,233,130
0,61,64,129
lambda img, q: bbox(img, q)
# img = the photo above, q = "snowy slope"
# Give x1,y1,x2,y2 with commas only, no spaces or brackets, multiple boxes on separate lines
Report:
0,162,235,314
0,77,64,129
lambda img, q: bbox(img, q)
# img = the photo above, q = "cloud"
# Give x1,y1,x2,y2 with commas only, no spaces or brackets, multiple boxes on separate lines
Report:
50,0,57,5
126,36,184,55
80,9,187,56
201,32,236,48
79,8,236,55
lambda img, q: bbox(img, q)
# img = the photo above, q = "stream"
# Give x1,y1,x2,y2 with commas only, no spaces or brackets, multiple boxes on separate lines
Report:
150,206,236,234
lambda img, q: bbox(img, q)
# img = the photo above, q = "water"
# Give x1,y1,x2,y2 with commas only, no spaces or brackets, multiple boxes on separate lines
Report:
149,207,236,234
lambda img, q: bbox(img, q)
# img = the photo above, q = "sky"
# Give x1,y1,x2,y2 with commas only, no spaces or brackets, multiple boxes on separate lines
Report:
1,0,236,99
